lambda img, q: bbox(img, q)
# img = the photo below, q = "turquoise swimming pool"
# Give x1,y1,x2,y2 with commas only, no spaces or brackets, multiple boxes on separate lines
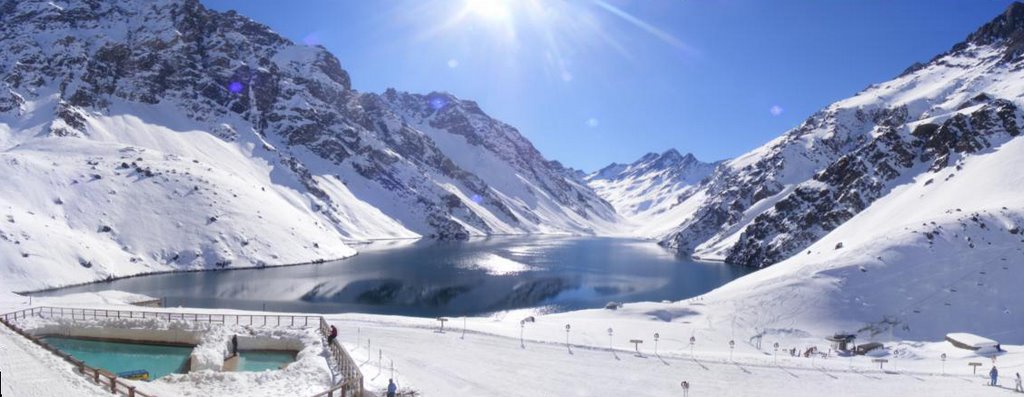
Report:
43,336,193,379
237,350,296,372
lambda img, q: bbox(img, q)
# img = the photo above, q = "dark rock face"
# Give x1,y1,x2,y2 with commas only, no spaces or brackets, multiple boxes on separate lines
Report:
963,1,1024,61
660,3,1024,268
662,106,900,256
0,0,615,239
726,101,1021,267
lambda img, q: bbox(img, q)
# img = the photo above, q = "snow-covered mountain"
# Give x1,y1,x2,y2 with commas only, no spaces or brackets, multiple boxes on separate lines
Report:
0,0,618,290
657,2,1024,270
623,2,1024,344
585,149,717,237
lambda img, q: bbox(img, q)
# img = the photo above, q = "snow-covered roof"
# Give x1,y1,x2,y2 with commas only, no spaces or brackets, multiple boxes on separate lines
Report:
945,333,998,348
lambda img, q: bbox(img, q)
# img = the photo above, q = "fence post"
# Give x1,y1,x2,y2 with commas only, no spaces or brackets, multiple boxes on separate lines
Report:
110,375,117,393
128,386,136,397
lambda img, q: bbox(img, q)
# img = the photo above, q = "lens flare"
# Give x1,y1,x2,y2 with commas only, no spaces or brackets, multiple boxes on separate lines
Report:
465,0,511,21
429,96,449,111
228,81,244,94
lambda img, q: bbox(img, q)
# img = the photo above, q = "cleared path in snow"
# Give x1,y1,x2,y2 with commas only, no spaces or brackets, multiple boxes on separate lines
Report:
0,323,111,397
336,318,1008,397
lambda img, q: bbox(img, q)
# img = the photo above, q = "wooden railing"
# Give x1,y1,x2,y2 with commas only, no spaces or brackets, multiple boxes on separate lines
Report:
2,306,321,328
315,318,364,397
0,315,156,397
1,307,364,397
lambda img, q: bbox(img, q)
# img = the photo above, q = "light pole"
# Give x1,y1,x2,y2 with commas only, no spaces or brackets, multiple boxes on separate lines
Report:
565,324,572,353
729,340,735,361
941,353,947,375
519,316,534,348
520,320,525,348
773,342,780,365
607,328,614,351
654,333,660,356
689,336,696,357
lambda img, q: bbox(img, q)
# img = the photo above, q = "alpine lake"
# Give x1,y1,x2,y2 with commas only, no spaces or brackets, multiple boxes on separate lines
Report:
34,237,752,317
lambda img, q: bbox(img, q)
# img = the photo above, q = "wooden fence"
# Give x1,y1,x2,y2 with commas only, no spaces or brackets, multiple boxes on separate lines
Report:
2,306,322,328
1,306,365,397
0,315,156,397
315,318,365,397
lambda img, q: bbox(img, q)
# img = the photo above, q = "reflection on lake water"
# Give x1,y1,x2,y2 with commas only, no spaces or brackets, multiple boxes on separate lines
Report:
35,237,752,317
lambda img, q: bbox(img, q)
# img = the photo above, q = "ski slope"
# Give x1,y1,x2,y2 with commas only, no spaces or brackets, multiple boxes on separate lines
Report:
335,314,1017,397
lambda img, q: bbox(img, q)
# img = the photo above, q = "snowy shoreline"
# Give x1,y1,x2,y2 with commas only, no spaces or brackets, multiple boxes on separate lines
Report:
16,252,361,296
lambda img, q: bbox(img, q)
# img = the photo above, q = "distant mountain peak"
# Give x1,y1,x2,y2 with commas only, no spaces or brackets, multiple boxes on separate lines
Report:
585,149,717,224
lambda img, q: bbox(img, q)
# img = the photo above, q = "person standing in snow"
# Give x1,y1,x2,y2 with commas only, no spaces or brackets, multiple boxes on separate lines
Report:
387,378,397,397
327,325,338,344
1015,372,1022,392
990,366,998,386
231,334,238,357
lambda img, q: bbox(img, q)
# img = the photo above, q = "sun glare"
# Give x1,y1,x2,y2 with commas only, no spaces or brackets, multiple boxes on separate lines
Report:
464,0,512,21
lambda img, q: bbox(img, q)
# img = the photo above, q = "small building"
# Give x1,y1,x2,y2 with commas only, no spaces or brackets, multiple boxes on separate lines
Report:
826,333,857,352
945,333,999,351
854,342,884,355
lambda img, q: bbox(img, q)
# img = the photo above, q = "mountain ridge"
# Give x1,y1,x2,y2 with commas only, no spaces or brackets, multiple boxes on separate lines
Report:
655,1,1024,268
0,0,618,291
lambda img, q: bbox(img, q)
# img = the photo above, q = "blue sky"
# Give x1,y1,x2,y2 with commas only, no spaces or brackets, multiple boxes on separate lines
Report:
204,0,1015,171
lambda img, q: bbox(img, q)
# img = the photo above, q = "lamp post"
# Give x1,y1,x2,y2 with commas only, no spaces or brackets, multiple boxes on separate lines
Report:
729,340,735,361
520,316,534,348
607,328,614,351
773,342,780,365
654,333,660,356
565,324,572,353
689,336,696,357
520,320,525,348
941,353,946,375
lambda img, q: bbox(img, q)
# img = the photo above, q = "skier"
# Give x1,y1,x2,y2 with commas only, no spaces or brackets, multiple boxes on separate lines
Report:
990,365,998,387
387,378,398,397
328,325,338,344
1015,372,1022,392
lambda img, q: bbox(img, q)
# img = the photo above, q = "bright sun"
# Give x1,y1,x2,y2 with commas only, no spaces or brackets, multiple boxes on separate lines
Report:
464,0,512,21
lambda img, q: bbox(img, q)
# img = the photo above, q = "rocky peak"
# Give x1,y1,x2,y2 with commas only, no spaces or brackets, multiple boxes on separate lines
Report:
0,0,617,243
588,149,714,184
959,1,1024,60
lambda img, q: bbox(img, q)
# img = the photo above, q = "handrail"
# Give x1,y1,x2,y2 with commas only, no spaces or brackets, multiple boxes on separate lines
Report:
1,306,321,328
0,316,156,397
2,306,364,397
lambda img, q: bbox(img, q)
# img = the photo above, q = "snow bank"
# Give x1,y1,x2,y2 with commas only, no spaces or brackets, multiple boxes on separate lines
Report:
10,309,334,397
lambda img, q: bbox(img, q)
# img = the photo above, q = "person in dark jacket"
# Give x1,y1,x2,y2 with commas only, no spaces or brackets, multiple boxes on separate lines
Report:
327,325,338,344
387,378,397,397
991,366,999,386
231,335,238,357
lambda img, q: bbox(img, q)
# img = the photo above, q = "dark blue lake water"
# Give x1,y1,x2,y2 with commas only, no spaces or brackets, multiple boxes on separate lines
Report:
36,237,751,317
